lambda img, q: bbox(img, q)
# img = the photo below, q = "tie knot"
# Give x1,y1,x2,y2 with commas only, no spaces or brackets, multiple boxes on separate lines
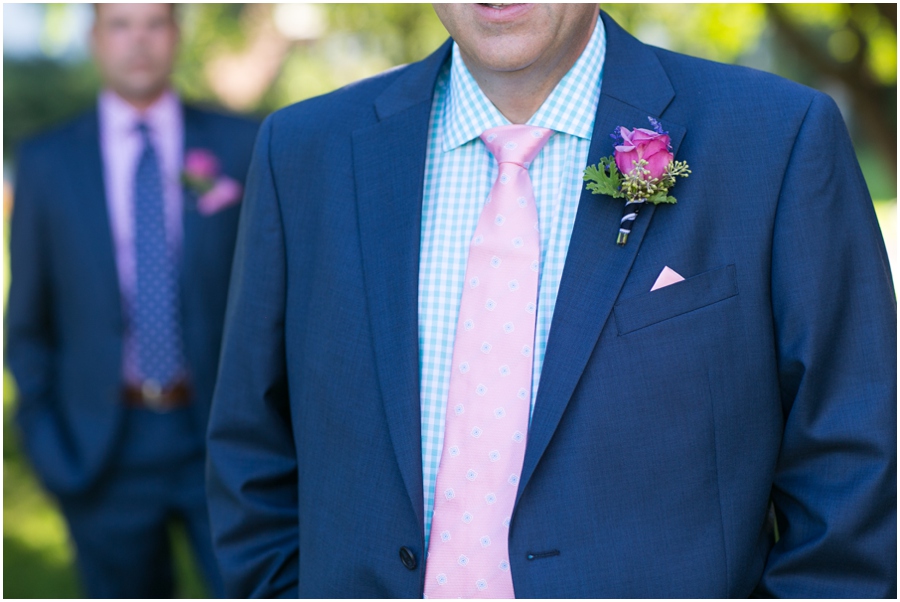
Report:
480,125,553,169
136,121,152,142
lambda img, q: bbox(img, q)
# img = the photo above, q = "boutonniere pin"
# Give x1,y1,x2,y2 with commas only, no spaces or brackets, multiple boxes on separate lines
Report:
583,117,690,245
182,148,243,215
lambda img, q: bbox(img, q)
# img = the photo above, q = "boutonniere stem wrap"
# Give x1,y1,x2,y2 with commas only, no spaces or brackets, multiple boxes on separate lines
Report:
583,117,690,245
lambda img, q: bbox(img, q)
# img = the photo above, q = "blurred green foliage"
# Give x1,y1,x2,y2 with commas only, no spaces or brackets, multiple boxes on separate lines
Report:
780,3,896,83
3,60,100,161
3,370,79,598
175,3,450,114
604,4,769,62
4,3,895,195
763,4,897,177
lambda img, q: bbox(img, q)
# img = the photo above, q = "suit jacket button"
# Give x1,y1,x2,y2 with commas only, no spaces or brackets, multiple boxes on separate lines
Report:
399,546,417,570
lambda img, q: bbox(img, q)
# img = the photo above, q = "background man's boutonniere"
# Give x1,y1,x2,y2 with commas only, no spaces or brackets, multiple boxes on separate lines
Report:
583,117,691,245
182,148,243,215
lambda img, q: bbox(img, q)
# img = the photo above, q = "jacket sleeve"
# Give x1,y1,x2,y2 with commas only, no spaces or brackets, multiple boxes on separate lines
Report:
206,115,300,598
756,92,897,597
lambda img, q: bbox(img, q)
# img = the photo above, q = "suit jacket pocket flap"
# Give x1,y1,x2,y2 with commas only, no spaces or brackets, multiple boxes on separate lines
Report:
615,264,738,335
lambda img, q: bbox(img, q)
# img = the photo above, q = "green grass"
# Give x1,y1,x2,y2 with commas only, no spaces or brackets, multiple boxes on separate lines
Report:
4,372,79,598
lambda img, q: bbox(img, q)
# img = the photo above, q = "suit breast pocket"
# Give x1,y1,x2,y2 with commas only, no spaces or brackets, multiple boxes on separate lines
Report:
614,264,738,335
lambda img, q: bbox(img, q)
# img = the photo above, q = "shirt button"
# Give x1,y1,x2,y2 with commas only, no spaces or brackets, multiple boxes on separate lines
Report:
399,546,417,570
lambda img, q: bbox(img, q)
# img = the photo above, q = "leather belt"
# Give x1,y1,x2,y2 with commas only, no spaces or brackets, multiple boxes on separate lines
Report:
122,379,192,412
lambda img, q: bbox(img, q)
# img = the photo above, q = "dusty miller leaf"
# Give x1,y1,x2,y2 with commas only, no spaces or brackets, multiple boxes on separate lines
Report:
649,191,677,204
583,157,624,198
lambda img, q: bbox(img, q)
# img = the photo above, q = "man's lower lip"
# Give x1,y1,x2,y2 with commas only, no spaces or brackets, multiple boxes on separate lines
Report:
473,3,533,21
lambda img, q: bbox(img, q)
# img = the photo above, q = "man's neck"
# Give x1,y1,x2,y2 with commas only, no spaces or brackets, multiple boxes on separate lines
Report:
111,87,170,114
462,15,597,124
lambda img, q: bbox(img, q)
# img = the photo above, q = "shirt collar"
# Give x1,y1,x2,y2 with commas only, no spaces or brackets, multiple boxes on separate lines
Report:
442,14,606,152
98,88,181,137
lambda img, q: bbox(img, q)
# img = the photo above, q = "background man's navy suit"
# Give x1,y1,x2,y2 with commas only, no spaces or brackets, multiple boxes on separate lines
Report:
7,103,258,595
207,13,896,597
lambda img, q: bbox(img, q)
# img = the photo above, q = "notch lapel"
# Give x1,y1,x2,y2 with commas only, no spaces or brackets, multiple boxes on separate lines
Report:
180,105,203,298
74,109,123,330
353,41,452,532
518,13,687,497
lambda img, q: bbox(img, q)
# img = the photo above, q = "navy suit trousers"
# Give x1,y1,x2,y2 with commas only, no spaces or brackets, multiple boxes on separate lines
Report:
59,406,223,598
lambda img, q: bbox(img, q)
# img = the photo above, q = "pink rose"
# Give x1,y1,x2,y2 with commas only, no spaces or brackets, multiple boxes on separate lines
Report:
184,148,220,181
614,127,673,181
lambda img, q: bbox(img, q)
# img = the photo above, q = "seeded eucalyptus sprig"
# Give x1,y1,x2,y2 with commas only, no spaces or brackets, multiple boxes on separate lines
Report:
584,157,691,205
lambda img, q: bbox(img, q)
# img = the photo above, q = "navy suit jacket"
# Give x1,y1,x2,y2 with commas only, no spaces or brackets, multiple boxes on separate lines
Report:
6,102,259,497
207,13,896,598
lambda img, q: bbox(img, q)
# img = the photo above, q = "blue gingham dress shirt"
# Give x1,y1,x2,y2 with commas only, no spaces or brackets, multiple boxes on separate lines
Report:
418,17,607,548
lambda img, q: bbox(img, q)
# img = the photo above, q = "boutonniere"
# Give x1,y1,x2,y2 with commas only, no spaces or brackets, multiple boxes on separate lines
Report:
181,148,243,215
583,117,690,245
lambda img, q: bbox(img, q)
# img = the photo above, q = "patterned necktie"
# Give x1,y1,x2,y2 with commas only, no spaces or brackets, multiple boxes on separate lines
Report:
133,122,185,388
424,125,553,599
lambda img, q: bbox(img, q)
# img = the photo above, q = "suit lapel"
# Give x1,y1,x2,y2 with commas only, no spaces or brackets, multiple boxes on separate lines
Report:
181,106,203,298
74,109,123,329
518,13,687,496
353,41,453,531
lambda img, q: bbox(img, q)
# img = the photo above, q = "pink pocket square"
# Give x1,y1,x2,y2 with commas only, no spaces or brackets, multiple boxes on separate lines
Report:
651,266,685,291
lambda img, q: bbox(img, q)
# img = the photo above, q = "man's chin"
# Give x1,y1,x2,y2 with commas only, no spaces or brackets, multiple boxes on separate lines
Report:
112,82,170,108
459,37,543,76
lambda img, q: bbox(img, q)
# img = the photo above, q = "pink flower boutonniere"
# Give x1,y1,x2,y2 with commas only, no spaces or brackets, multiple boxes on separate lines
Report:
182,148,243,215
583,117,691,245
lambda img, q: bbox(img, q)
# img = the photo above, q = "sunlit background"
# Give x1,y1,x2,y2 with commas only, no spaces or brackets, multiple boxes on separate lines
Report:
3,4,896,598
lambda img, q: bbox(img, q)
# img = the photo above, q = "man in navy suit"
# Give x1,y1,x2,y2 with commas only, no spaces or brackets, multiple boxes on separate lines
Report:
6,4,257,597
207,5,896,597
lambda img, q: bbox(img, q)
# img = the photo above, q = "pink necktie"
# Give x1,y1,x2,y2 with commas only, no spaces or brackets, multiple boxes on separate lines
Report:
424,125,553,599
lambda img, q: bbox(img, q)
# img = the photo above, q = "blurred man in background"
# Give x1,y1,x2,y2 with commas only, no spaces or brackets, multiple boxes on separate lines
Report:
5,4,258,597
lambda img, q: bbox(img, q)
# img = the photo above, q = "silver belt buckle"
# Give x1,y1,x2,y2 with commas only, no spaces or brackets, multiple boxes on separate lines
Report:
141,379,166,412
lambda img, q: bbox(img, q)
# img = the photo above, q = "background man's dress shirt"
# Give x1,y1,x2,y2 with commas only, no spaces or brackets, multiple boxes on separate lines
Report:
98,89,184,385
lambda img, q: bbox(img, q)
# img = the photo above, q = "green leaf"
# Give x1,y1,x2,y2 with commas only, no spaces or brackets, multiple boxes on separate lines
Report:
663,194,678,204
647,190,667,204
583,157,624,198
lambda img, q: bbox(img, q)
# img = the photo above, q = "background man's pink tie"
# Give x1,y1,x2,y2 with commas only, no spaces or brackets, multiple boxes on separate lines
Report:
424,125,553,599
